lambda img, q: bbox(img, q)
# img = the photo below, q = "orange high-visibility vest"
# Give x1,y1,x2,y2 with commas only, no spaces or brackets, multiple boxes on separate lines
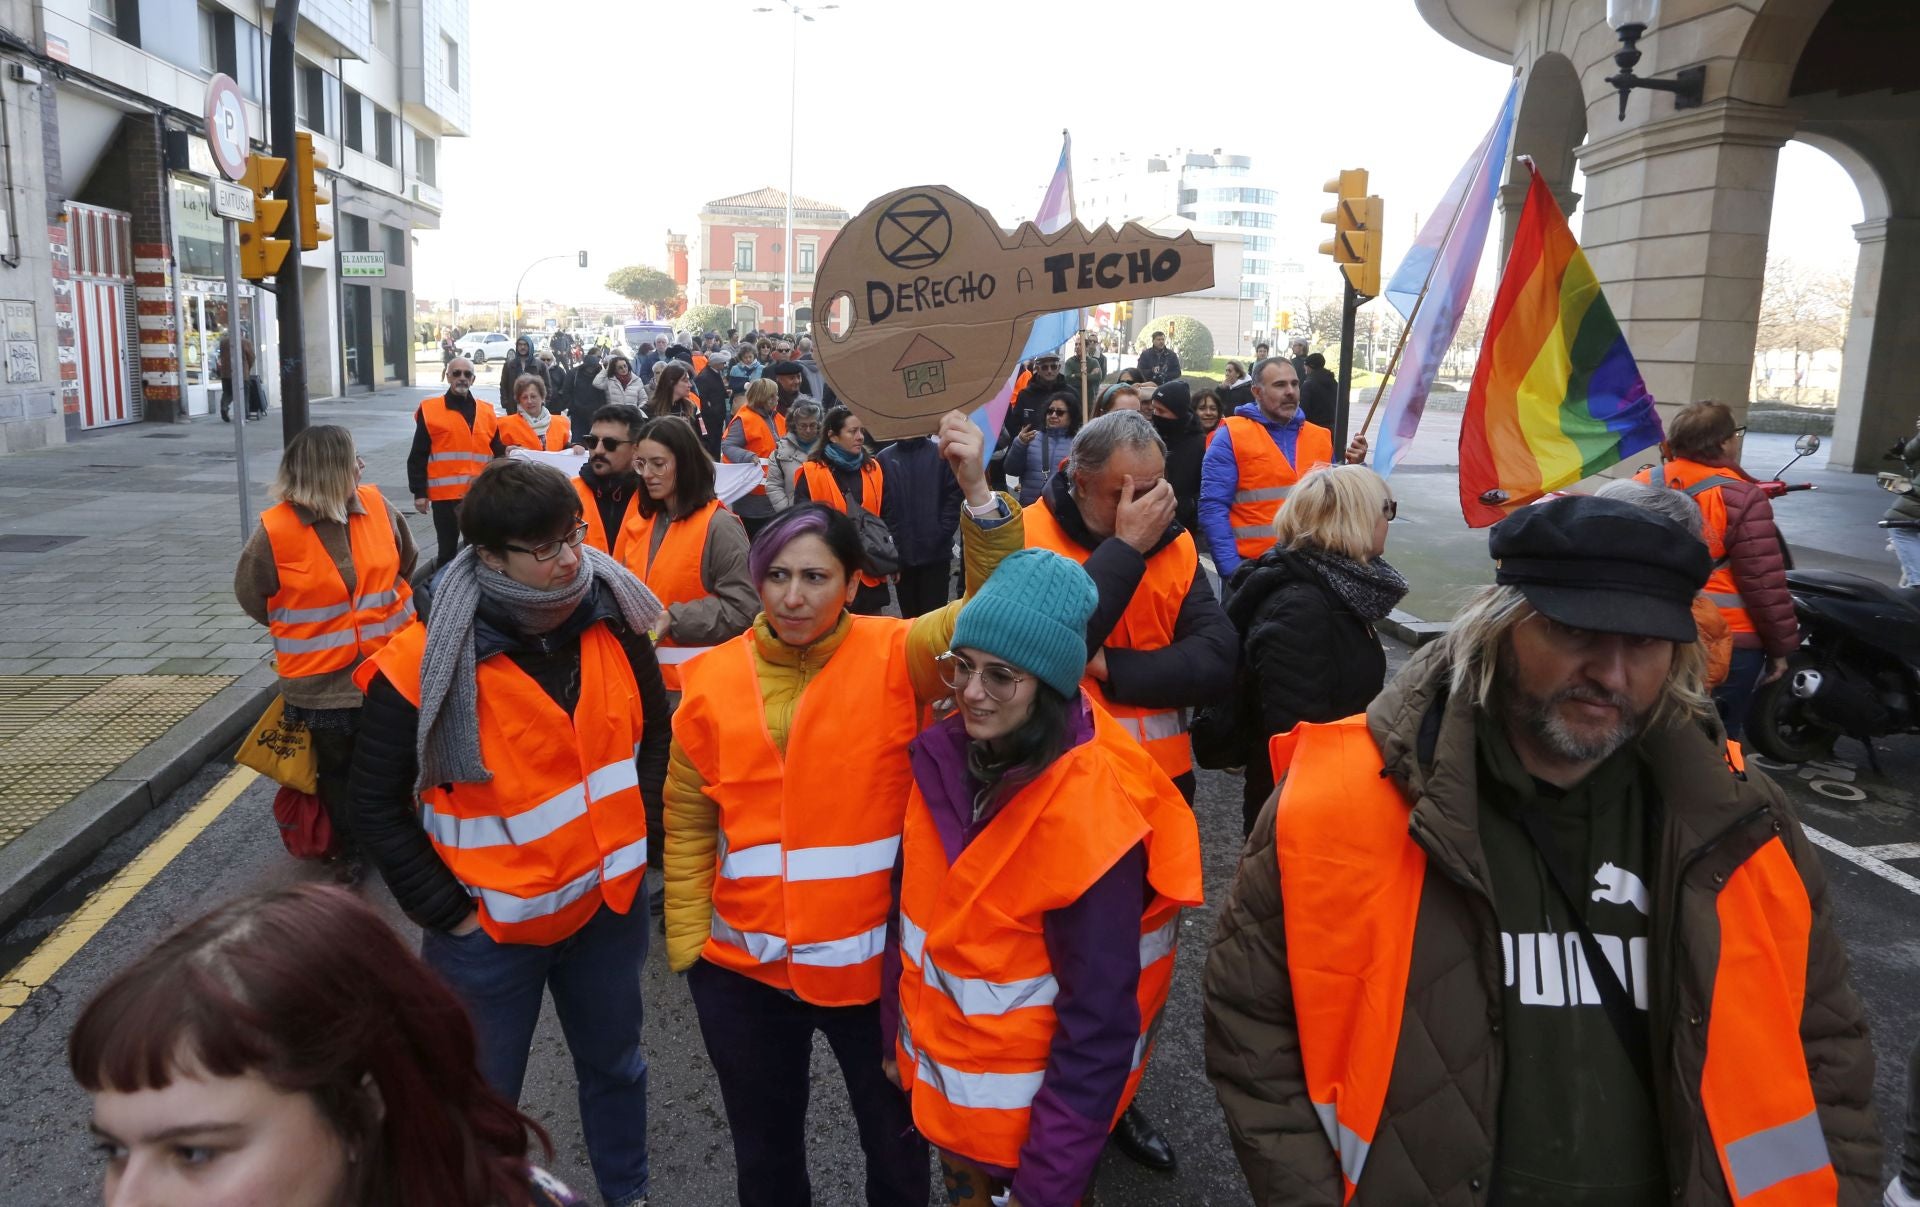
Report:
620,498,725,691
1024,498,1197,778
498,411,572,451
895,704,1204,1170
798,459,887,588
734,405,787,497
419,395,498,502
356,621,649,946
573,475,639,562
261,484,415,678
672,616,918,1005
1222,415,1334,561
1268,717,1837,1204
1634,460,1755,637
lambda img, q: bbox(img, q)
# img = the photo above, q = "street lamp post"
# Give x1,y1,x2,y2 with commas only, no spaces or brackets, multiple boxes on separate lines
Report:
753,1,836,335
512,252,585,343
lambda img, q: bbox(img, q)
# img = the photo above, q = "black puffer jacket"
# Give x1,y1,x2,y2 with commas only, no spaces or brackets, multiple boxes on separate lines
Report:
1222,546,1386,812
877,436,962,566
351,583,671,933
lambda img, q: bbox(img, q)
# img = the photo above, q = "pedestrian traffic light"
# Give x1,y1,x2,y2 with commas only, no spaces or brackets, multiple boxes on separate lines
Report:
238,153,290,281
292,133,331,252
728,279,742,305
1319,169,1384,300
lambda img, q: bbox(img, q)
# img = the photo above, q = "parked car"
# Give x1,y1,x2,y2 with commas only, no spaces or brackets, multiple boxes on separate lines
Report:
455,331,512,364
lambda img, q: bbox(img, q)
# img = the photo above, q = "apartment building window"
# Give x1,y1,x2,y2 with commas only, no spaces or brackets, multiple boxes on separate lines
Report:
344,215,371,253
734,239,754,272
1242,235,1274,253
197,5,218,74
384,224,407,267
1240,281,1266,300
443,34,460,91
89,0,118,34
343,87,365,151
297,66,333,137
220,16,264,101
415,133,437,186
370,0,394,53
1244,258,1272,276
374,107,396,166
797,242,816,274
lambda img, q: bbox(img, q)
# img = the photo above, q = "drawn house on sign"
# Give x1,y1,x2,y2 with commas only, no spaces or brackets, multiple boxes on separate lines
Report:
892,334,954,398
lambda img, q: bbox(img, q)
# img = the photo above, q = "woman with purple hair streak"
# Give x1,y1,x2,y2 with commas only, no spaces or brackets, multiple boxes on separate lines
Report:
662,409,1025,1206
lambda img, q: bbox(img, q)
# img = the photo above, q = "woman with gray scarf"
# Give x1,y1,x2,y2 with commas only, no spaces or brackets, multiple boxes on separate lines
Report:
350,458,668,1207
1220,463,1407,833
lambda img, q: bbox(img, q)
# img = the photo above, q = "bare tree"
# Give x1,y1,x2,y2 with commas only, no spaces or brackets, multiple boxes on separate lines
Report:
1754,257,1852,404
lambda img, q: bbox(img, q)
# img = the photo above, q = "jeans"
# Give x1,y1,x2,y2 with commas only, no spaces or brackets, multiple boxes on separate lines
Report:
1891,527,1920,590
1715,647,1768,742
422,902,650,1204
687,960,927,1207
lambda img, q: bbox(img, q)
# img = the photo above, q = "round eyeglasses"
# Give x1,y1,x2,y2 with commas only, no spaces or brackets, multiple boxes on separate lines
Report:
935,651,1028,702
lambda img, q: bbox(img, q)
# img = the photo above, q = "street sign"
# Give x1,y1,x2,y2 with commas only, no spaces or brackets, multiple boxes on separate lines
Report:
341,252,387,278
211,178,255,222
203,74,249,182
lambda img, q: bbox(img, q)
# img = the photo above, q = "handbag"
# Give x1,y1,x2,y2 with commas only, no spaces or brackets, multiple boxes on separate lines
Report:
272,785,338,860
233,694,319,794
847,498,901,578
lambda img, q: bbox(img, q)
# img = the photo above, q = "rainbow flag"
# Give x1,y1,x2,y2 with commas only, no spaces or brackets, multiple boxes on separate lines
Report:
1458,164,1664,527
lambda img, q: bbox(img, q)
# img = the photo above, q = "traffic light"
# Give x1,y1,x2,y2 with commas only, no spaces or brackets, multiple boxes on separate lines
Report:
578,250,589,268
238,153,290,281
1279,310,1292,331
1319,169,1384,300
291,132,332,252
1115,300,1131,323
728,279,742,305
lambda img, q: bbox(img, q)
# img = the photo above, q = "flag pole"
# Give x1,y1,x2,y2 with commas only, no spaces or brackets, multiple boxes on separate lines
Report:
1358,100,1515,442
1063,130,1088,411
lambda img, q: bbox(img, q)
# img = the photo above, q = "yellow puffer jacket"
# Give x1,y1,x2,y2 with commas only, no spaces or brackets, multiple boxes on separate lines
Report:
663,494,1025,971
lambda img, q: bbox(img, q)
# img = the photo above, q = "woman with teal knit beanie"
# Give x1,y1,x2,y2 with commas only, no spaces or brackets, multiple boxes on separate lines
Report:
882,546,1205,1207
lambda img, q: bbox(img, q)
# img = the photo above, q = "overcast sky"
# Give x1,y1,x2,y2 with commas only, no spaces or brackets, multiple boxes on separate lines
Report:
411,0,1863,310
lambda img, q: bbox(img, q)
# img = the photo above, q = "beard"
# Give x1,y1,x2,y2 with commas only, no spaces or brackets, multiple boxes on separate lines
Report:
1498,660,1645,765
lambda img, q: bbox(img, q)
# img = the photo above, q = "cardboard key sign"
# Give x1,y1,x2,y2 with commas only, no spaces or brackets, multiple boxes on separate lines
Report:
813,184,1214,439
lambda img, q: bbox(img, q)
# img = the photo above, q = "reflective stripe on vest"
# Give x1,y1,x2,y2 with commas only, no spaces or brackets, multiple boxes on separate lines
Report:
363,621,648,945
419,396,498,502
1272,717,1836,1202
261,485,415,677
895,705,1205,1168
674,617,918,1005
1024,500,1199,778
621,498,727,690
1222,415,1334,562
1635,461,1755,635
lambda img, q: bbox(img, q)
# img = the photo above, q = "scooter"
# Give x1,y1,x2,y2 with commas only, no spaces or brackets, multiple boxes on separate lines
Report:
1745,508,1920,766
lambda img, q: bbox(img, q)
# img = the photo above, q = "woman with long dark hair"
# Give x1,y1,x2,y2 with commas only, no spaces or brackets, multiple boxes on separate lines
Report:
71,883,580,1206
793,405,893,615
663,411,1023,1207
647,361,706,444
885,548,1203,1207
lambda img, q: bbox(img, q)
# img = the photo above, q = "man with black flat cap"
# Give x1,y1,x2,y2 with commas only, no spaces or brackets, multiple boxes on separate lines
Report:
1204,494,1879,1206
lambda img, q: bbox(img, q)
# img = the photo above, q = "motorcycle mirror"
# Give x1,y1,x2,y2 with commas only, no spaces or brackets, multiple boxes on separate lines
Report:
1794,433,1822,456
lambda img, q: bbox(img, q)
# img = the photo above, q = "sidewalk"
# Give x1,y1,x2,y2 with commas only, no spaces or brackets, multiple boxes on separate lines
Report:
0,384,442,927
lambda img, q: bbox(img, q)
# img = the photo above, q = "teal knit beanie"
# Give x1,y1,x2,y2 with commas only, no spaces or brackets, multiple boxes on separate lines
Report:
950,547,1098,698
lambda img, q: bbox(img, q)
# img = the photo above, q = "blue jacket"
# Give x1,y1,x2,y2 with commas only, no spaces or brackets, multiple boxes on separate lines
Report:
1199,402,1306,576
1002,427,1075,506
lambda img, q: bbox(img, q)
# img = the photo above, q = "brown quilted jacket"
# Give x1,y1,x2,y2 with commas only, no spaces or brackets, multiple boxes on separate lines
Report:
1202,641,1881,1205
1706,464,1800,657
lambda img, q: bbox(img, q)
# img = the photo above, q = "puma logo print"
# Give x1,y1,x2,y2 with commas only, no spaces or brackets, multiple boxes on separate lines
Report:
1591,862,1650,915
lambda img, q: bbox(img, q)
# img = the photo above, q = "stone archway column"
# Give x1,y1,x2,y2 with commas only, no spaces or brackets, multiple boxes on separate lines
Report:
1574,101,1799,433
1498,181,1582,266
1829,216,1920,472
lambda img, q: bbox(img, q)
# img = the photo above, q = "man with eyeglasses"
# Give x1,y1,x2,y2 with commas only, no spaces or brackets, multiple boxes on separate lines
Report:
575,403,647,560
1205,494,1877,1206
409,357,506,569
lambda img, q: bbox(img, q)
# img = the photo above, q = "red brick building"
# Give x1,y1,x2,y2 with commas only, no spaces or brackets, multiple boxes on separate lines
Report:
697,188,848,334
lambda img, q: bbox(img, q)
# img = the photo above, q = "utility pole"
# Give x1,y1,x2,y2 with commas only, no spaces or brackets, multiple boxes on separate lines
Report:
269,0,307,440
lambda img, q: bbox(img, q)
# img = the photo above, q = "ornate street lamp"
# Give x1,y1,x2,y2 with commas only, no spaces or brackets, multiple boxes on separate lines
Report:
1604,0,1705,120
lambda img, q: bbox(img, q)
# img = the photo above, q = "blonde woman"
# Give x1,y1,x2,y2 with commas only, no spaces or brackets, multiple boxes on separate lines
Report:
1219,462,1406,831
234,425,418,868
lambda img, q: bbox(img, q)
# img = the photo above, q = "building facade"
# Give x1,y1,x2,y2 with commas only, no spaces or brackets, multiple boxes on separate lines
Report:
1417,0,1918,473
695,187,847,334
0,0,466,452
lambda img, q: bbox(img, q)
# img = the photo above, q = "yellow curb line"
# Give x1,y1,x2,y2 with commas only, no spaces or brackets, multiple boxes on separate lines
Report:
0,765,260,1028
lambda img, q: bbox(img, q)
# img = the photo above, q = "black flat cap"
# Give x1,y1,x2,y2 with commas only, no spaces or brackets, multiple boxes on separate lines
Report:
767,359,806,378
1489,494,1711,642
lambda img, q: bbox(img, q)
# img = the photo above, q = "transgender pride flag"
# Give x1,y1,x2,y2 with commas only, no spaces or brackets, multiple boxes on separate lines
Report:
1371,85,1517,475
971,131,1077,451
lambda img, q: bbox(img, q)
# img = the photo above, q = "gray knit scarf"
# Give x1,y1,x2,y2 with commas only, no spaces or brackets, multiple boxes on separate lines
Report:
1296,547,1409,623
415,544,663,790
